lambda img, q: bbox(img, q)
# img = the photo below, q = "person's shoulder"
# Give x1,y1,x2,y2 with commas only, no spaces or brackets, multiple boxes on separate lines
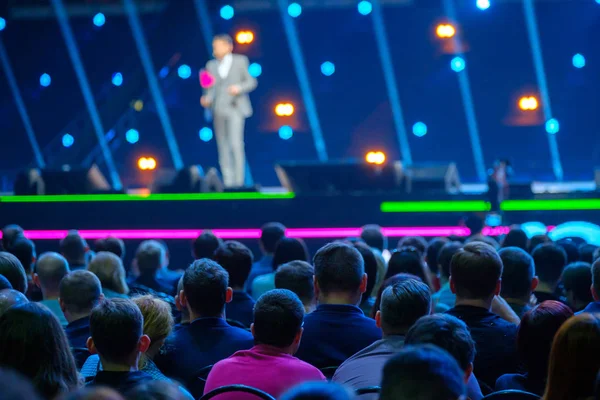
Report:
290,356,327,379
234,53,249,62
224,324,254,339
495,373,526,391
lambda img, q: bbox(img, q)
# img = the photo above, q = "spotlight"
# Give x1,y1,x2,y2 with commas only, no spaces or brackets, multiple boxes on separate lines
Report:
572,53,586,69
158,67,169,78
199,127,213,142
125,129,139,144
450,57,465,72
248,63,262,78
236,31,254,45
220,5,234,20
133,100,144,112
275,103,295,117
93,12,105,27
288,3,302,18
178,64,191,79
278,125,294,140
476,0,490,10
0,17,6,31
62,134,74,148
365,151,386,165
518,96,538,111
436,24,456,38
40,73,51,87
412,122,428,137
545,118,560,134
138,157,157,171
357,1,373,15
111,72,123,87
320,61,335,76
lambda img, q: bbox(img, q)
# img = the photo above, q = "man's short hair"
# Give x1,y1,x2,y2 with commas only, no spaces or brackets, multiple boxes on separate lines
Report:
0,275,12,290
426,238,449,275
353,242,378,304
275,260,314,305
1,224,23,251
360,225,387,252
580,244,598,264
135,241,165,274
59,270,102,314
557,240,580,264
501,228,529,251
280,382,354,400
562,262,593,305
259,222,286,254
213,241,254,289
0,289,28,316
183,259,229,317
7,236,35,274
0,252,27,294
438,242,463,280
213,33,233,45
532,243,567,285
593,259,600,295
397,236,427,256
381,344,466,400
405,314,476,371
313,242,364,295
450,242,503,300
36,252,70,292
499,247,535,299
380,280,431,334
60,231,88,265
528,235,550,254
273,238,309,270
94,237,125,260
90,298,143,364
386,249,427,282
253,289,304,348
192,231,222,259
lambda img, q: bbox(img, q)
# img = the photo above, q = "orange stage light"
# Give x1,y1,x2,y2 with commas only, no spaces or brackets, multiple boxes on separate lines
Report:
436,24,456,39
138,157,157,171
365,151,386,165
236,31,255,45
275,103,295,117
518,96,539,111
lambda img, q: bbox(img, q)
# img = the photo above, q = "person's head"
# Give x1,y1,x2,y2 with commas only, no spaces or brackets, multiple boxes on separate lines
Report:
60,231,89,267
252,289,304,354
0,252,27,293
280,381,355,400
397,236,427,257
381,344,466,400
212,33,234,60
181,258,232,319
1,224,23,251
592,259,600,301
544,313,600,400
0,274,12,290
0,302,79,398
259,222,286,255
502,228,529,251
275,260,315,313
517,300,573,378
132,295,173,362
353,242,378,305
426,237,449,276
386,247,430,288
0,288,28,316
371,273,423,318
127,381,188,400
465,214,485,236
562,262,593,311
61,387,124,400
34,252,70,298
213,241,254,290
174,276,189,324
499,247,538,301
361,224,387,252
579,244,598,264
87,252,129,295
273,238,309,271
557,240,580,264
94,237,125,260
135,240,165,277
0,367,43,400
192,231,222,260
59,270,103,322
88,298,150,369
313,242,367,305
528,234,550,254
438,242,464,281
532,243,567,289
7,236,36,275
376,279,431,336
450,242,503,305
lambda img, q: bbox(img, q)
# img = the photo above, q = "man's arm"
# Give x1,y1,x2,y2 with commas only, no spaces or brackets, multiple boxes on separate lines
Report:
236,55,257,94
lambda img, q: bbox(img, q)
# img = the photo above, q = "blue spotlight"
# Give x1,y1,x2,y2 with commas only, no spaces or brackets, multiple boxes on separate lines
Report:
248,63,262,78
62,133,74,148
111,72,123,86
105,129,116,141
320,61,335,76
288,3,302,18
125,128,140,144
177,64,191,79
93,12,105,27
0,17,6,31
279,125,293,140
220,5,234,20
572,53,586,68
476,0,490,10
357,1,373,15
596,0,600,4
199,127,213,142
545,118,559,134
39,73,51,87
451,56,465,72
158,66,169,78
412,122,428,137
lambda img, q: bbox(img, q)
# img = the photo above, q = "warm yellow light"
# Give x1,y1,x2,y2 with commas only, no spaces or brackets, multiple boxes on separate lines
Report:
518,96,539,111
133,100,144,112
275,103,295,117
138,157,157,171
236,31,255,45
436,24,456,38
365,151,386,165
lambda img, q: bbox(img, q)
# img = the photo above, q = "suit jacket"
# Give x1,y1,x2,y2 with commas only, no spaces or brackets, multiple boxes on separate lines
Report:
205,54,257,118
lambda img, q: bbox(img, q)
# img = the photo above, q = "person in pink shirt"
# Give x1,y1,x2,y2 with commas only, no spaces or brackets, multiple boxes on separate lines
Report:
203,289,326,399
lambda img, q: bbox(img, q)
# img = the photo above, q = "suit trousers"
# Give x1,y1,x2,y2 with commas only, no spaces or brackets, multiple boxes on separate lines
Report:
213,112,245,187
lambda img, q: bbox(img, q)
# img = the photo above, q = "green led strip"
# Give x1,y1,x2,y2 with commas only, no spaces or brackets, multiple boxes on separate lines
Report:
500,199,600,211
0,192,295,203
381,200,491,213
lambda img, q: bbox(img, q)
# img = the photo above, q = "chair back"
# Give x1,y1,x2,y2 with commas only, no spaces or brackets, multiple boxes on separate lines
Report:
355,386,381,396
200,384,276,400
71,347,91,370
483,390,541,400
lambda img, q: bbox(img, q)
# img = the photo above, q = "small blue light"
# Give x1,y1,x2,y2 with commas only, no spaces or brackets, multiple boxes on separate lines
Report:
412,122,428,137
572,53,586,69
111,72,123,87
199,127,213,142
288,3,302,18
220,5,234,20
596,0,600,4
248,63,262,78
357,1,373,15
278,125,293,140
125,129,140,144
0,17,6,31
105,129,116,141
545,118,559,134
450,56,465,72
320,61,335,76
62,134,74,148
40,73,51,87
93,12,105,27
476,0,490,10
178,64,191,79
158,66,169,78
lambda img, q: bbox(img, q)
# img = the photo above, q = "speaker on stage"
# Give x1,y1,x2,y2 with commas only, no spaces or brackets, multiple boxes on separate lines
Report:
404,163,461,194
152,166,224,193
14,164,112,195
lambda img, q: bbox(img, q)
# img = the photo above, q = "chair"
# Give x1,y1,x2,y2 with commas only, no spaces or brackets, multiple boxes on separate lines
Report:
71,347,91,370
319,366,339,380
200,384,276,400
196,364,214,383
482,390,540,400
356,386,381,396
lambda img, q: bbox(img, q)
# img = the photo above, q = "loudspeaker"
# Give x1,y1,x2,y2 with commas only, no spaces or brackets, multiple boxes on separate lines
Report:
152,166,224,193
404,163,460,194
14,165,112,195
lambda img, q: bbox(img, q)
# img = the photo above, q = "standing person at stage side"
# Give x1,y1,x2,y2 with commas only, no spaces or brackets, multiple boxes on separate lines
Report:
200,34,257,188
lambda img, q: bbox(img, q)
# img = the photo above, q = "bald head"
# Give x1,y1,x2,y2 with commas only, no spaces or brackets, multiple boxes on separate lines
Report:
0,289,28,316
35,252,70,294
0,252,27,294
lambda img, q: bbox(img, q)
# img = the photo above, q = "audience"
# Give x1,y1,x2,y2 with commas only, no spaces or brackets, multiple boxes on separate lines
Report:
62,387,124,400
132,241,176,296
247,222,286,293
360,224,388,298
0,367,43,400
0,274,12,290
562,261,593,312
425,237,449,292
397,236,428,256
7,235,41,301
94,236,126,260
499,247,538,317
432,241,463,313
280,382,355,400
0,288,28,315
1,224,23,251
578,259,600,314
88,252,129,299
370,273,423,318
385,247,430,288
528,234,550,253
213,241,255,327
127,381,191,400
579,244,598,264
34,252,70,326
204,289,326,399
532,243,568,303
501,227,529,251
275,260,316,313
557,239,580,265
295,242,381,369
60,231,89,270
192,230,222,260
173,276,189,327
0,251,27,294
353,242,378,315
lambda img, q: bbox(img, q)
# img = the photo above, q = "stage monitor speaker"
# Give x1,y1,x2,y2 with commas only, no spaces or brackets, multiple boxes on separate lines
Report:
404,163,460,194
152,166,224,193
14,165,112,195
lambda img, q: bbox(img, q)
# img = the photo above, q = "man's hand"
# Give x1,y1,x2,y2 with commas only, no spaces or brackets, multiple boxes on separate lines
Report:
228,85,241,96
200,96,212,108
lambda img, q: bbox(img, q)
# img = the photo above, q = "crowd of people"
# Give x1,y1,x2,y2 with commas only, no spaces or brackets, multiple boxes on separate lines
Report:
1,220,600,400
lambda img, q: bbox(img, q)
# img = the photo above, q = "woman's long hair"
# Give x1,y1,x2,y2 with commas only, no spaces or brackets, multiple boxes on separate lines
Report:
132,295,173,369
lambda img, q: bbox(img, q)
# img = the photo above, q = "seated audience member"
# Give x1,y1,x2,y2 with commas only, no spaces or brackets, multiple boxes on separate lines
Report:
0,274,12,290
594,247,600,263
499,247,538,317
87,298,153,393
333,279,431,396
34,252,70,326
0,302,79,398
95,237,126,260
432,242,463,313
62,387,124,400
280,382,355,400
0,288,28,315
295,243,382,369
543,313,600,400
132,241,176,295
127,381,191,400
361,224,388,298
214,241,255,327
1,224,23,251
88,252,130,299
370,273,423,318
496,301,572,395
60,231,90,270
252,237,309,299
7,236,41,301
405,314,482,400
174,276,190,328
578,259,600,314
528,234,550,254
562,262,593,312
445,242,519,390
425,237,449,292
579,244,598,264
152,240,183,282
501,227,529,251
385,247,431,288
247,222,286,293
0,251,27,293
0,367,43,400
192,230,222,260
532,243,567,303
380,344,466,400
353,242,378,315
154,259,253,397
557,239,580,264
275,260,316,313
204,289,326,399
397,236,427,256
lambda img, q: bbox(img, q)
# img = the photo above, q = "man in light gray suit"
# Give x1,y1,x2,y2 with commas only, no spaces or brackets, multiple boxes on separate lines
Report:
201,34,257,188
